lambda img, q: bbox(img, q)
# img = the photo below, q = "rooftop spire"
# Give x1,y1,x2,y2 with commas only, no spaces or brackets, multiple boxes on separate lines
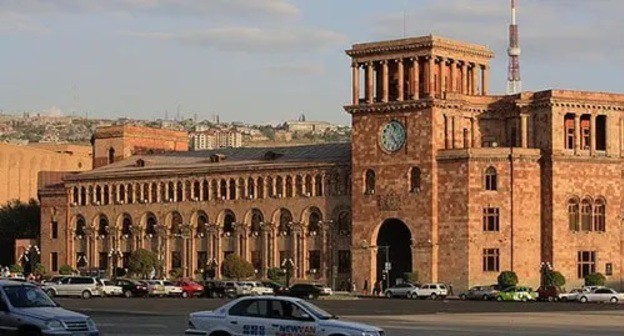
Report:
507,0,522,95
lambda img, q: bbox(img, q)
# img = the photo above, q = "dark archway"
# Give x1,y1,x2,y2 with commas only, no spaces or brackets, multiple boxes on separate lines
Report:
376,219,412,286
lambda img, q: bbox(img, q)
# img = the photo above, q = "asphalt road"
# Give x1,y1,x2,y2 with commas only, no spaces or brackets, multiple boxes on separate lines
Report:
56,297,624,336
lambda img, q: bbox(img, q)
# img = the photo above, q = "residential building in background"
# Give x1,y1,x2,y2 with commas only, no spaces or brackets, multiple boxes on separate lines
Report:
189,129,243,151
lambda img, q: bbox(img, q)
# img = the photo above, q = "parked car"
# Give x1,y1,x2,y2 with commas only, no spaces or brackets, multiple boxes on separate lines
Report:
262,281,289,295
44,276,103,299
185,296,383,336
158,280,184,296
240,281,274,295
384,282,419,298
223,281,252,297
113,278,149,298
0,279,100,335
408,283,448,300
99,279,123,297
143,280,167,297
495,286,538,302
176,280,204,298
578,287,624,303
459,285,499,301
42,275,67,285
201,280,235,298
287,283,330,300
537,286,561,301
558,288,590,302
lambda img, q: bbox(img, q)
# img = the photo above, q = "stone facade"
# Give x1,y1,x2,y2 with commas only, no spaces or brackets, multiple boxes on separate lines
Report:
39,35,624,293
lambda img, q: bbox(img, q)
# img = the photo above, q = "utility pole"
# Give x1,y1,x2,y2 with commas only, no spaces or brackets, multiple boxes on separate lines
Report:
506,0,522,94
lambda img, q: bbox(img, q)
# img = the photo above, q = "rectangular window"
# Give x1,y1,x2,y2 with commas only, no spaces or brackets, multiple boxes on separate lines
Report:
482,208,500,231
171,251,182,269
482,249,499,272
606,263,613,276
338,250,351,273
51,221,58,239
51,252,58,272
577,251,596,278
309,250,321,271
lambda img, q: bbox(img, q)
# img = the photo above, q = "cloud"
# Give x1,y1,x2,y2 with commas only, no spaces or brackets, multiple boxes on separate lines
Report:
369,0,624,61
267,63,325,76
133,27,346,53
0,11,48,35
0,0,300,19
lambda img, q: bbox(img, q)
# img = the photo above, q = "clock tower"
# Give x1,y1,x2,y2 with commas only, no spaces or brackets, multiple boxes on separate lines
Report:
344,35,494,289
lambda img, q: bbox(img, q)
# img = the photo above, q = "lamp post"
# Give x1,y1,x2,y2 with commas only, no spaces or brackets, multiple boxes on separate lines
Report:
281,258,295,288
108,248,123,279
207,258,218,280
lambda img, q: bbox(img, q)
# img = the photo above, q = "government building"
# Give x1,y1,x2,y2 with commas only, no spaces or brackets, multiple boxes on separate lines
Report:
40,35,624,292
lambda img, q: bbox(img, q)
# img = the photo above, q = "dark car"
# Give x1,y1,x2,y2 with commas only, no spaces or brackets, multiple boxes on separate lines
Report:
287,283,324,300
201,280,235,298
537,286,561,301
113,278,149,298
262,281,289,295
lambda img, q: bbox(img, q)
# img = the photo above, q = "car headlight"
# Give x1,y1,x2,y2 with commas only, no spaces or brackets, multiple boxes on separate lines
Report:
46,319,65,331
86,318,97,331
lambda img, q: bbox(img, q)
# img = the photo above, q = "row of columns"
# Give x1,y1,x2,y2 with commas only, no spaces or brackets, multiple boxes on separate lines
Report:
352,56,489,105
72,225,337,280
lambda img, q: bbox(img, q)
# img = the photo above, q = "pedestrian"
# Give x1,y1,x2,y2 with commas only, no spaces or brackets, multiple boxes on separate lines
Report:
448,283,454,297
363,280,369,295
375,280,383,296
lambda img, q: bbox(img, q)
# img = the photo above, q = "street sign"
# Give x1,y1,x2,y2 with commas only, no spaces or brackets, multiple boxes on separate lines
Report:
385,262,392,271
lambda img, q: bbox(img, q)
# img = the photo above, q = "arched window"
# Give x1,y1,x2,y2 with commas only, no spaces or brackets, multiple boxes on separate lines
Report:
364,169,375,195
223,210,236,235
167,181,175,202
238,178,246,199
75,216,86,237
305,175,313,196
98,215,109,236
108,147,115,164
251,209,263,234
267,176,274,198
485,167,497,191
72,187,79,204
278,208,292,236
146,214,157,236
170,212,183,237
581,199,592,231
176,181,183,202
257,177,265,199
220,179,227,199
308,208,322,235
185,180,192,201
410,167,421,193
337,211,351,236
196,212,208,237
95,185,102,204
247,177,255,199
211,180,219,200
122,215,132,236
202,180,209,201
314,174,323,196
119,184,126,204
285,176,293,198
594,198,606,232
159,182,166,203
568,198,580,231
229,179,236,200
276,176,284,198
103,185,110,205
149,182,157,203
80,187,87,206
193,181,201,200
295,175,303,196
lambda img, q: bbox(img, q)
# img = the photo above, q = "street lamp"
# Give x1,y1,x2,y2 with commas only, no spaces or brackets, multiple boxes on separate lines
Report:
108,248,123,279
281,258,295,288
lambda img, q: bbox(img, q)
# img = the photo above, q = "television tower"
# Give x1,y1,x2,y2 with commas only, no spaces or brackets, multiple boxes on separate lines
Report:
506,0,522,95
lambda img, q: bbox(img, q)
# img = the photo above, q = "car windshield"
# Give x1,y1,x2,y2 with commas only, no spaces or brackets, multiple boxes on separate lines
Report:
298,300,335,320
3,285,57,308
163,281,173,286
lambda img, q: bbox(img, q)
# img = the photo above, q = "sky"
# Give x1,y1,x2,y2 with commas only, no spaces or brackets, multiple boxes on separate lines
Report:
0,0,622,125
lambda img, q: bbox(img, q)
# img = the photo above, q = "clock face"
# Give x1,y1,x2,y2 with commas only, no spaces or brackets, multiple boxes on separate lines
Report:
380,121,406,152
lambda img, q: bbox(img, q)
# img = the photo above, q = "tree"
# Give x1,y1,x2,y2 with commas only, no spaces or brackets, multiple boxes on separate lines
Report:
128,249,160,279
267,267,284,282
497,271,518,288
32,263,46,277
59,264,74,275
9,264,23,274
584,273,606,286
549,271,566,288
222,254,254,281
0,199,40,266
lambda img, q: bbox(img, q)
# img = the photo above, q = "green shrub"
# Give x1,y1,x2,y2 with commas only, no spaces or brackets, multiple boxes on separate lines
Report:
403,272,419,283
128,249,160,279
267,268,284,281
550,271,566,287
59,264,74,275
497,271,518,288
9,264,23,274
584,273,606,286
222,254,254,281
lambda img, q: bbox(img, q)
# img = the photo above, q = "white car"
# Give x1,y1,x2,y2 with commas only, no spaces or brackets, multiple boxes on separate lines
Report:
316,284,333,296
162,280,184,296
558,288,589,302
408,283,448,300
578,287,624,303
185,296,384,336
241,281,274,296
99,279,123,297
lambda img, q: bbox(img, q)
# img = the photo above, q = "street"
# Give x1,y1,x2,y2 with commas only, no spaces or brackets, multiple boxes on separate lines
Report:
57,297,624,335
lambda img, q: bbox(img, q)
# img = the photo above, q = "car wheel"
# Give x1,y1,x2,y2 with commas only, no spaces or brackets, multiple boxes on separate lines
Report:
459,294,467,301
521,296,528,302
45,289,55,298
496,296,503,302
561,297,568,302
580,296,588,303
18,326,42,336
482,295,490,301
610,297,619,304
210,292,218,298
407,293,414,299
182,291,189,298
547,296,554,302
81,290,92,300
385,291,393,298
430,293,438,300
307,293,317,300
124,290,133,298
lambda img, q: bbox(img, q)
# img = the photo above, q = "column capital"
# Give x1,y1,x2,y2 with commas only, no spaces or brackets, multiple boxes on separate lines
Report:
394,58,404,64
480,64,490,70
380,59,388,65
351,61,360,68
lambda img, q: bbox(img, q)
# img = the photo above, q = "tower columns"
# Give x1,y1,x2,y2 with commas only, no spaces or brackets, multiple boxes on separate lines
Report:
410,58,420,100
381,60,389,103
438,57,446,96
426,57,435,97
461,62,468,95
471,64,478,95
481,65,489,95
397,59,404,101
365,62,374,104
574,115,581,154
520,114,529,148
590,114,597,156
449,59,456,93
351,62,360,105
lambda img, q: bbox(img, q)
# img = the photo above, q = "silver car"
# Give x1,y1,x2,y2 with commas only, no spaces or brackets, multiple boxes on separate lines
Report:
384,282,419,298
578,287,624,303
44,276,102,299
0,279,100,335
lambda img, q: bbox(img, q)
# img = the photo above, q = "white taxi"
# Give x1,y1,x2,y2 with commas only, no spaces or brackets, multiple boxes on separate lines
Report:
186,296,384,336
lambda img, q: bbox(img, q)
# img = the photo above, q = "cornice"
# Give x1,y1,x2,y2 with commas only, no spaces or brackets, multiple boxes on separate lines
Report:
346,39,494,60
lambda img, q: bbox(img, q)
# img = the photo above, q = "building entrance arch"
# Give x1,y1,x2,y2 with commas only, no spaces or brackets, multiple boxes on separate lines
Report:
376,218,412,286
